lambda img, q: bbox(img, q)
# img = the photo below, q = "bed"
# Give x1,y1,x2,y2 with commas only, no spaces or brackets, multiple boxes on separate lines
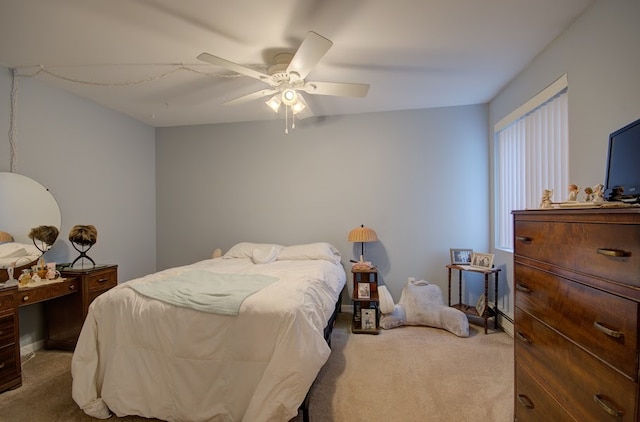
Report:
71,242,346,422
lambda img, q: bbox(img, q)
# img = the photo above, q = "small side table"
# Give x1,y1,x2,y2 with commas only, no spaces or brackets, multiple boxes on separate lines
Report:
351,268,380,334
446,264,500,334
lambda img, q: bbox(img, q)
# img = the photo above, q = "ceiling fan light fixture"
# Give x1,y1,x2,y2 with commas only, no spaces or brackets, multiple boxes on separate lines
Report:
291,101,306,114
282,89,297,105
265,95,281,113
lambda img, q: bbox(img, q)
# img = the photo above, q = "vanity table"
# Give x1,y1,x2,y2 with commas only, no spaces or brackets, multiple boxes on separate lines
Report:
18,265,118,350
0,265,117,393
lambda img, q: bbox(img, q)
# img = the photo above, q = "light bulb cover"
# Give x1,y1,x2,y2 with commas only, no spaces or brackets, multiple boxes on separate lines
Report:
265,95,281,113
291,101,306,114
282,89,297,105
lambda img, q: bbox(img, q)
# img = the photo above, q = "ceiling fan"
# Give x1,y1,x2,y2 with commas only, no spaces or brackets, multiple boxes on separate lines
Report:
197,31,370,121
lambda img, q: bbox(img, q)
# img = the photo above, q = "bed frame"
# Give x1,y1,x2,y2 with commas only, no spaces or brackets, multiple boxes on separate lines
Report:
299,291,342,421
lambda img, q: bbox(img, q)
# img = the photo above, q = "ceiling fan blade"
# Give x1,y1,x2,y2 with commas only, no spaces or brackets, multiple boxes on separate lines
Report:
286,31,333,80
197,52,272,83
222,88,278,105
302,81,370,97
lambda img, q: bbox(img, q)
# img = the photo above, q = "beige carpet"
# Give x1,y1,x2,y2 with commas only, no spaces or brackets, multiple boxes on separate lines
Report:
0,313,513,421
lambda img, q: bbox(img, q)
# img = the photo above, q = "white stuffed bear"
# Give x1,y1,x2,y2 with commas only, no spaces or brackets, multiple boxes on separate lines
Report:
379,279,469,337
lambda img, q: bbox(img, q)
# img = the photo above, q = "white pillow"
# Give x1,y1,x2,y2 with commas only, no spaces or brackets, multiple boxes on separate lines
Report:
251,244,283,264
223,242,282,259
277,242,341,264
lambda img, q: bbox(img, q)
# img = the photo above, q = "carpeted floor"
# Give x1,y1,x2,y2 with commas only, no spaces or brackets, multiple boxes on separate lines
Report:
0,313,514,421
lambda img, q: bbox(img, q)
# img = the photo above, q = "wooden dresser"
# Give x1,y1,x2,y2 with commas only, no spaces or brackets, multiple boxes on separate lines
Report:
513,208,639,421
0,284,20,393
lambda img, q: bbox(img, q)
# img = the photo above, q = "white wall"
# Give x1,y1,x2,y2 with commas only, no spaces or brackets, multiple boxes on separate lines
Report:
489,0,640,321
0,67,157,347
156,105,490,303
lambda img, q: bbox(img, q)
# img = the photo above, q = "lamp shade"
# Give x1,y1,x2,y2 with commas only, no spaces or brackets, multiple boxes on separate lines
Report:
348,225,378,243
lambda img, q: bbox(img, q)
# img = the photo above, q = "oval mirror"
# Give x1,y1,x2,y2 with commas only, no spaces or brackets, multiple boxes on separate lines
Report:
0,172,61,280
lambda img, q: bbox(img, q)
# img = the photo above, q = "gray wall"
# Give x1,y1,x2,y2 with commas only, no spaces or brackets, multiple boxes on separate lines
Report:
156,105,490,303
490,0,640,321
0,68,157,347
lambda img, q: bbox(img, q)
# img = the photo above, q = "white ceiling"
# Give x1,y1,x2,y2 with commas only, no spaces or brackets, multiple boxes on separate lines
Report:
0,0,594,128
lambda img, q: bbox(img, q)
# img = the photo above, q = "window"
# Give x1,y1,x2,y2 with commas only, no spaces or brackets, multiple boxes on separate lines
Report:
495,75,569,251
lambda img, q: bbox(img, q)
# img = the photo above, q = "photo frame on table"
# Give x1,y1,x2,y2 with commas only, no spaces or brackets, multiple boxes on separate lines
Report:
450,248,473,265
475,294,486,316
471,252,494,269
357,282,371,299
361,308,376,330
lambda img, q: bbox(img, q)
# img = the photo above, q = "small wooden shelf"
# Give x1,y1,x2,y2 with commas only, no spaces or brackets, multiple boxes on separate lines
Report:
351,268,380,334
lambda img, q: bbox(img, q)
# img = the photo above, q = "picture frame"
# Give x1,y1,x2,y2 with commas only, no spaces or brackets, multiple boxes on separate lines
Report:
450,248,473,265
475,293,486,316
357,282,371,299
471,252,494,269
361,308,376,330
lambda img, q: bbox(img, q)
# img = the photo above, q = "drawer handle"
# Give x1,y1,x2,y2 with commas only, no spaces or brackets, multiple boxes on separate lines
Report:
22,296,29,302
515,332,532,344
69,284,77,291
515,236,532,242
0,362,4,369
593,321,623,339
517,394,534,409
515,283,531,294
596,248,631,258
97,278,109,283
593,394,624,418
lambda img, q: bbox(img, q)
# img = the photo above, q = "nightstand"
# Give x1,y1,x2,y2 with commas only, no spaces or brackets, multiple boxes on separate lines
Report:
351,268,380,334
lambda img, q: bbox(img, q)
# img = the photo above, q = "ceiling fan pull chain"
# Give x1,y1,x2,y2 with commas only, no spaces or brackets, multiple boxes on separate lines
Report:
292,108,296,130
285,105,289,134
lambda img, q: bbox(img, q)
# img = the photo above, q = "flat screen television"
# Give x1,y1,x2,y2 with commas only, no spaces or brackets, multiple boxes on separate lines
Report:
604,117,640,203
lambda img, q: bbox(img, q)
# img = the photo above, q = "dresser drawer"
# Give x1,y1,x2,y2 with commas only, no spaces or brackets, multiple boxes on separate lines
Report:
515,363,574,422
514,220,640,287
0,290,14,311
0,344,19,386
18,279,79,305
87,268,117,293
515,263,638,379
0,314,16,346
515,308,636,421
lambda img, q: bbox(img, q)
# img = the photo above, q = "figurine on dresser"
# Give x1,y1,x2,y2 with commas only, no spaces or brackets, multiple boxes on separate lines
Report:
593,183,605,202
584,186,594,202
540,189,554,208
566,184,580,202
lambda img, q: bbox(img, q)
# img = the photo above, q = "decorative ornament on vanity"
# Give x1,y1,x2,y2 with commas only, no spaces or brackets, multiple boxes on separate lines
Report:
69,225,98,267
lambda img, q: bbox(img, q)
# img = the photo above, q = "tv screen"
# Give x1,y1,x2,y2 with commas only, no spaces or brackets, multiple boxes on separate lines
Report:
605,117,640,202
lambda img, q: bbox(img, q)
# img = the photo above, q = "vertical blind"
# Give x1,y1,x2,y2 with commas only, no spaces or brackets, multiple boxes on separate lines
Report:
495,89,569,250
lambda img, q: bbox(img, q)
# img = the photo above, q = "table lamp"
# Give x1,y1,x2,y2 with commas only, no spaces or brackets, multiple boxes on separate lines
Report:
348,224,378,263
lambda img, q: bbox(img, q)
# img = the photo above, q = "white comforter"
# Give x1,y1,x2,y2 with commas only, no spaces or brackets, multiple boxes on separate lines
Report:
71,257,346,422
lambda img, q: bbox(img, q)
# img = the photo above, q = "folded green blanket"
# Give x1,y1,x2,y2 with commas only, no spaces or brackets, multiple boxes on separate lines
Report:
129,270,278,315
